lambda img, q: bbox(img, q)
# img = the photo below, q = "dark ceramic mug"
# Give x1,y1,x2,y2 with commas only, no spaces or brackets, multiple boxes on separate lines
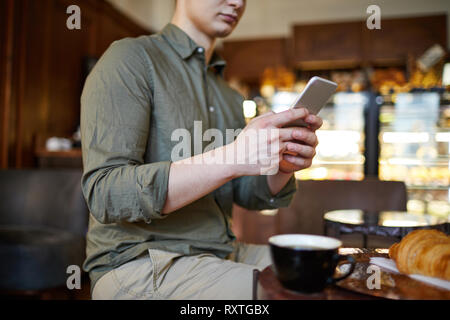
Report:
269,234,356,293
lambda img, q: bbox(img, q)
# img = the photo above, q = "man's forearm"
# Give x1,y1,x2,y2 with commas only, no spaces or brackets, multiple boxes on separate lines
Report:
162,145,238,214
163,147,296,214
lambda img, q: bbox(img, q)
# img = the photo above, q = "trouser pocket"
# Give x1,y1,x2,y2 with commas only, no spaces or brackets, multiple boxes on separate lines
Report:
108,253,157,299
147,248,183,299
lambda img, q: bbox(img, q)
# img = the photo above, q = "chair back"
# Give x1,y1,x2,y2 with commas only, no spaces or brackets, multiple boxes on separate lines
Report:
277,178,408,235
0,169,88,236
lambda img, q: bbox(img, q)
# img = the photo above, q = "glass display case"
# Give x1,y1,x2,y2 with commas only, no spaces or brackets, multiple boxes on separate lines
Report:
270,91,368,181
379,92,450,219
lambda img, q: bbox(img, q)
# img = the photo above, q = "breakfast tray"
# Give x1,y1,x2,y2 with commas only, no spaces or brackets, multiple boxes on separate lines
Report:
336,248,450,300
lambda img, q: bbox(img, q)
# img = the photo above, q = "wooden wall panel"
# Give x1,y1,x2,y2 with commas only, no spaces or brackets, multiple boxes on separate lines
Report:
292,21,363,67
15,0,52,167
0,0,14,168
97,11,132,55
221,14,447,84
221,38,289,83
362,14,447,63
0,0,151,168
291,14,447,69
46,0,97,137
96,3,151,56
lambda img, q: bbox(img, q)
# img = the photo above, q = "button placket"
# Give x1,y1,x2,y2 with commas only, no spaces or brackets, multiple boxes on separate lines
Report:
205,73,218,130
192,52,210,130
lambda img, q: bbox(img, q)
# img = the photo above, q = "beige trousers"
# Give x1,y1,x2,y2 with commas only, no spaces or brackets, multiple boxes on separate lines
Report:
92,242,271,300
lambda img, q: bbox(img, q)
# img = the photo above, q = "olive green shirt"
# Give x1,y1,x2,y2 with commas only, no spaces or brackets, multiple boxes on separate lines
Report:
80,23,297,290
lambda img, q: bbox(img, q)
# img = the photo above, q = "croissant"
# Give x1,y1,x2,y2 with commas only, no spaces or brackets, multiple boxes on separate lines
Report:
389,229,450,281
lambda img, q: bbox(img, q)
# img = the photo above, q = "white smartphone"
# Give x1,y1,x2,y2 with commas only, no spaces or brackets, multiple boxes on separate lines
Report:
288,76,337,127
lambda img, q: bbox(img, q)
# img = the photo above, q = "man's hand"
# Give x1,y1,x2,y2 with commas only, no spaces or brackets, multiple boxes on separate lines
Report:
279,113,323,173
226,107,313,176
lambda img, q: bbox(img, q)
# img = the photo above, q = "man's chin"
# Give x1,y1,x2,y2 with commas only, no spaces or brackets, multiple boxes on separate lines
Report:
215,27,235,38
211,22,236,38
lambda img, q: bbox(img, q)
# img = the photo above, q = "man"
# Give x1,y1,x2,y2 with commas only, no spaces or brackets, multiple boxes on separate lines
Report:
81,0,322,300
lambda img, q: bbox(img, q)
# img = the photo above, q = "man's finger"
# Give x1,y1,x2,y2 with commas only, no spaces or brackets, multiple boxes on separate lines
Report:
285,142,316,158
304,114,323,132
283,154,312,168
292,128,318,147
248,110,275,125
278,128,296,141
254,110,275,120
267,108,309,128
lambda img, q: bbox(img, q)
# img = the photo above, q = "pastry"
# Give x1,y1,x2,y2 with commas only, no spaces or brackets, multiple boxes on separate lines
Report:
389,229,450,281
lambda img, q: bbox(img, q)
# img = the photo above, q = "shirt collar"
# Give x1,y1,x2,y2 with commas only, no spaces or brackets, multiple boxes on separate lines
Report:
209,51,227,77
161,23,227,76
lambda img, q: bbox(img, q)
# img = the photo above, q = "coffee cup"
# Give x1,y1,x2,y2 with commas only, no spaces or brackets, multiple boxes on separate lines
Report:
269,234,356,293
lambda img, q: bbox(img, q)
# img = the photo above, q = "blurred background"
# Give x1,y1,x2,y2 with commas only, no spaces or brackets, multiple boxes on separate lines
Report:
0,0,449,299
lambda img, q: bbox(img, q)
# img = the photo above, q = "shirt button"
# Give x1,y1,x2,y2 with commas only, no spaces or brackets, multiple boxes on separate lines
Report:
269,198,275,204
197,47,204,53
209,106,215,112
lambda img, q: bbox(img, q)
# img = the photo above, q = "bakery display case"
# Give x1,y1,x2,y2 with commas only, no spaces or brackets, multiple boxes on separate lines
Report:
379,92,450,218
239,40,449,220
295,92,368,181
268,90,368,181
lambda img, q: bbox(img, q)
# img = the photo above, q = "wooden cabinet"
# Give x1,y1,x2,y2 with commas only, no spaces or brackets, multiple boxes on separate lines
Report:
221,14,447,82
0,0,151,168
292,14,447,69
0,0,14,168
362,15,447,64
221,38,289,83
292,21,364,69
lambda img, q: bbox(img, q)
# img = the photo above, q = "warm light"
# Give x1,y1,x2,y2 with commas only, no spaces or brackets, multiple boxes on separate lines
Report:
324,210,364,225
271,91,298,113
384,158,422,165
243,100,257,118
436,132,450,142
382,132,429,143
310,167,328,180
374,248,389,254
443,63,450,86
260,84,275,98
378,211,446,227
339,248,362,255
379,112,395,123
334,92,368,105
260,209,278,216
316,130,361,142
381,220,422,227
315,130,362,158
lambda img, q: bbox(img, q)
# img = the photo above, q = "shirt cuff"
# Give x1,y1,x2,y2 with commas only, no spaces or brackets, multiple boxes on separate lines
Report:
137,160,172,222
253,174,297,209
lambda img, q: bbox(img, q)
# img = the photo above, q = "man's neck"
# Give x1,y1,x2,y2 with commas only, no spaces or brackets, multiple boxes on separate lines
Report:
171,17,216,64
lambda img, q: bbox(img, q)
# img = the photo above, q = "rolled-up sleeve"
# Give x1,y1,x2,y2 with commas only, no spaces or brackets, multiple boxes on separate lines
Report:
80,38,171,224
232,175,297,210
